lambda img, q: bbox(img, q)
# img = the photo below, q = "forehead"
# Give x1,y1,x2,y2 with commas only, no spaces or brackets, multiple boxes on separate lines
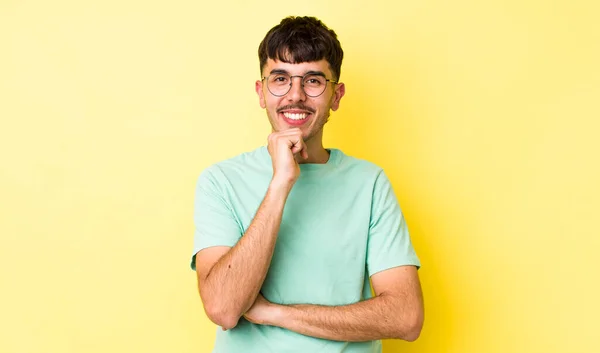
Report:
263,58,332,76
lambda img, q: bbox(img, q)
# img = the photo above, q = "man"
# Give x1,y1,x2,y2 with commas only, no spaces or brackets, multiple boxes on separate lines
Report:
191,16,423,353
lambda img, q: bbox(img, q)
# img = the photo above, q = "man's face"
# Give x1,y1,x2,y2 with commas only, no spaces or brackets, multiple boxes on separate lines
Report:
255,59,345,142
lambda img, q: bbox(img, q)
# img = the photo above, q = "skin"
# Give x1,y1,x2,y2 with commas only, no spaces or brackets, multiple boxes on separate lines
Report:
255,58,346,164
195,58,424,341
243,266,424,342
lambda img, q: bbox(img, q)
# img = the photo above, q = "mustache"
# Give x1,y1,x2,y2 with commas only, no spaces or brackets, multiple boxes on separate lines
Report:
276,104,315,114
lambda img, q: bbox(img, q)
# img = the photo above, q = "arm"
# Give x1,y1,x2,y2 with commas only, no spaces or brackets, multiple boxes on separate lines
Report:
196,182,291,329
195,128,308,330
245,265,424,342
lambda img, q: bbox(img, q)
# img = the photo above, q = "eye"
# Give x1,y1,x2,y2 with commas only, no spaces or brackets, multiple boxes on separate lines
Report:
271,74,289,84
304,75,324,86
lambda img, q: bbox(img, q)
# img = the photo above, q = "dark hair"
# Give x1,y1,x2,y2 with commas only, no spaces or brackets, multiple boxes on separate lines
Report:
258,16,344,81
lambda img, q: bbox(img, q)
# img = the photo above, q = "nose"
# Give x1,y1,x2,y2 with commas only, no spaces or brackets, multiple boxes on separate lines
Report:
286,76,306,102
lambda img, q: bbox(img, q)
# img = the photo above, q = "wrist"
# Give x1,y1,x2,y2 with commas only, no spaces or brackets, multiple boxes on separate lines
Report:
269,176,295,194
265,302,287,326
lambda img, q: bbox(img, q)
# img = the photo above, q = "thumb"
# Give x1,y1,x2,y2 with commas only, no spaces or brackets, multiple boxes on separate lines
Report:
300,139,309,159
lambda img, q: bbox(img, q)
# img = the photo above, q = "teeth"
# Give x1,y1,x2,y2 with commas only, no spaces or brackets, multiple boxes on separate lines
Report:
283,112,308,120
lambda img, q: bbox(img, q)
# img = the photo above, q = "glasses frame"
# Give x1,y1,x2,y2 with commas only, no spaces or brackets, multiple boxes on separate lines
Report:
261,73,338,98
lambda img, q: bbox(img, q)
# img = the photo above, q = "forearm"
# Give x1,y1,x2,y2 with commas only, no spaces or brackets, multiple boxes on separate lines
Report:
267,294,422,342
200,182,291,327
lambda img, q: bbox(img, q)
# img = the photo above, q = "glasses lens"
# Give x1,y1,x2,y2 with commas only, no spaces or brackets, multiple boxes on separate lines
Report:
267,74,291,96
303,75,327,97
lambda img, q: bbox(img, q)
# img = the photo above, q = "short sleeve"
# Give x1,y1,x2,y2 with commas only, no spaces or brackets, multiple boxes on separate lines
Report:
366,170,421,277
190,167,242,270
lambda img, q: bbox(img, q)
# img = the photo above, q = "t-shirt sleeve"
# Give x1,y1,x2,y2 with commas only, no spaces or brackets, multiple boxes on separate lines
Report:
190,166,242,270
366,170,421,277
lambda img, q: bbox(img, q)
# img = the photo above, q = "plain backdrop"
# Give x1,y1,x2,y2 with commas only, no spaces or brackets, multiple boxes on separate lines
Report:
1,0,599,352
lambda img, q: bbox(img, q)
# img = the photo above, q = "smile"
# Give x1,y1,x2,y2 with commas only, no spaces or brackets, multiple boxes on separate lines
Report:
279,110,312,126
283,112,308,120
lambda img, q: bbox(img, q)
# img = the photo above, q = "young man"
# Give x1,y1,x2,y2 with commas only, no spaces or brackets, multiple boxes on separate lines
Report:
191,16,423,353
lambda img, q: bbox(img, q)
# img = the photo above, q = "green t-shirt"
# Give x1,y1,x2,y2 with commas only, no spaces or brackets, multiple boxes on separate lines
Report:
191,146,420,353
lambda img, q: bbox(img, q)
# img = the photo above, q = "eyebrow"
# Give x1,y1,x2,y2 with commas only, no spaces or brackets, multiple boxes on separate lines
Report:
269,69,327,77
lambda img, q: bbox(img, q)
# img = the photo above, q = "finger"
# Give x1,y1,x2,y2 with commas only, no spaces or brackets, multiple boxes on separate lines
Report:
291,144,303,155
290,138,304,155
286,131,300,148
294,137,308,159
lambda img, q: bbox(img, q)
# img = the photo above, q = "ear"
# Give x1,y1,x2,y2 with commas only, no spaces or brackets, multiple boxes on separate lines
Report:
256,80,266,109
330,82,345,111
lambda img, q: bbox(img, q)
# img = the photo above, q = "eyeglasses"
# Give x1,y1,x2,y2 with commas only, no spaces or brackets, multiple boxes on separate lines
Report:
262,72,338,98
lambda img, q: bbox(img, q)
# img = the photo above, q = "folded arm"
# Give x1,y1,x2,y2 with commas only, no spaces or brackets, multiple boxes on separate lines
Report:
196,182,292,329
245,265,424,342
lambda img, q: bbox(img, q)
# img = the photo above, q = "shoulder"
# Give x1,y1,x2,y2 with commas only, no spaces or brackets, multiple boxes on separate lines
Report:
197,146,270,186
333,150,397,196
334,149,385,178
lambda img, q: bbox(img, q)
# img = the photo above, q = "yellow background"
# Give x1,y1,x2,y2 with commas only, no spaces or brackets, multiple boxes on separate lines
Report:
1,0,599,352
